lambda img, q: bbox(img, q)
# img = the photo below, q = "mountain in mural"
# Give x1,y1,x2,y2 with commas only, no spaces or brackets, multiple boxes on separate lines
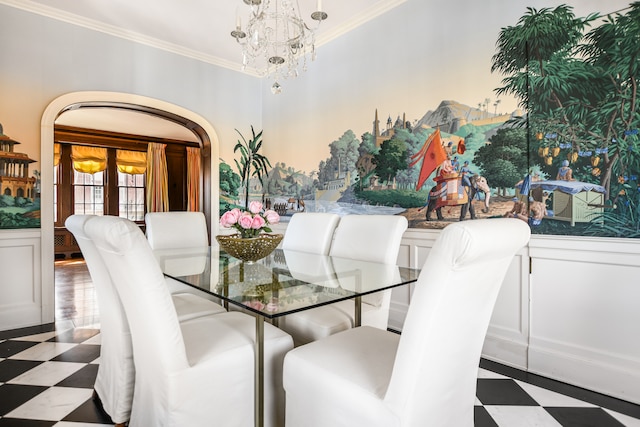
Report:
260,162,313,199
413,100,516,135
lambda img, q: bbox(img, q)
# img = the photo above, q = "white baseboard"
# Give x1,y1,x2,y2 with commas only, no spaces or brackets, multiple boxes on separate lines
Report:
482,332,528,370
528,338,640,405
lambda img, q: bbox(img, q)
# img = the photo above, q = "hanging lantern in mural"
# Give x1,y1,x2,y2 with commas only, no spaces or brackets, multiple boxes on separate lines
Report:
592,167,601,177
457,138,466,154
552,147,560,157
544,155,553,166
591,156,600,167
568,152,579,163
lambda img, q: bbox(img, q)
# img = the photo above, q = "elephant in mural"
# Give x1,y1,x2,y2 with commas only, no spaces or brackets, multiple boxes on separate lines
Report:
471,175,491,213
424,173,491,221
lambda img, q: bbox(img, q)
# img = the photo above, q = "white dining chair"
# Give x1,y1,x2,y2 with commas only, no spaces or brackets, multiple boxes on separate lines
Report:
145,211,209,249
283,218,531,427
65,215,227,426
281,250,340,288
84,215,293,427
278,214,408,346
281,212,340,255
145,211,222,302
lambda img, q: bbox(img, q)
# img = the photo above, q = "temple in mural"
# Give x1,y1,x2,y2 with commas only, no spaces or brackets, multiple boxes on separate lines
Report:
0,123,37,200
373,109,411,147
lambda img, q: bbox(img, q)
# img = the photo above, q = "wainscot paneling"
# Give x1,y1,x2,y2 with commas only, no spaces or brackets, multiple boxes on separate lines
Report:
389,228,439,331
528,235,640,405
482,249,530,370
0,229,42,330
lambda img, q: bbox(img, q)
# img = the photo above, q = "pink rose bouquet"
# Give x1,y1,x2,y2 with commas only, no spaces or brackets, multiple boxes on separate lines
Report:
219,202,280,238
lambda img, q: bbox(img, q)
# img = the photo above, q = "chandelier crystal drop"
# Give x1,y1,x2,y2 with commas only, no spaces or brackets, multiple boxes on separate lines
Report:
231,0,328,93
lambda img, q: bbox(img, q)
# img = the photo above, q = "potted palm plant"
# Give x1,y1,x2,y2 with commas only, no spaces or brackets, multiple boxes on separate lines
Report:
216,127,282,262
234,126,271,209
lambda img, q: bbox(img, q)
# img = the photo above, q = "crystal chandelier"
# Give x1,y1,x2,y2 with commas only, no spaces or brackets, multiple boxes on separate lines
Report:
231,0,328,94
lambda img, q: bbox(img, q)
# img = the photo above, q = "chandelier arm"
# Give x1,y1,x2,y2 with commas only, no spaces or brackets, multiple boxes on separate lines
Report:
232,0,327,92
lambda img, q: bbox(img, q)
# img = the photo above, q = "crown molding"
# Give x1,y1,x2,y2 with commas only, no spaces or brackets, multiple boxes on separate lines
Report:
0,0,256,76
316,0,407,46
1,0,406,78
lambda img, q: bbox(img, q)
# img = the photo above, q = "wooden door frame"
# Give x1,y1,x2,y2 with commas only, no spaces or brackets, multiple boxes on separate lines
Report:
40,91,220,323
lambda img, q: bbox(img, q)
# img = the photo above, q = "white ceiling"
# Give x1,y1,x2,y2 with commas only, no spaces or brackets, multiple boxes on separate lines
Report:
55,108,202,142
5,0,405,138
9,0,405,74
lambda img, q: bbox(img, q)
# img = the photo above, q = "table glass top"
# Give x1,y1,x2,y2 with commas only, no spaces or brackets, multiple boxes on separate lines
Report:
153,246,420,319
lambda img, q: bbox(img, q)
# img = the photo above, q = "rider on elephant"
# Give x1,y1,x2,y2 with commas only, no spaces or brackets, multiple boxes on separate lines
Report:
459,161,477,220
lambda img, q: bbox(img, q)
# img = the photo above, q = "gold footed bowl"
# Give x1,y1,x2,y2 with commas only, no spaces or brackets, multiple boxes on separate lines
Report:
215,233,283,263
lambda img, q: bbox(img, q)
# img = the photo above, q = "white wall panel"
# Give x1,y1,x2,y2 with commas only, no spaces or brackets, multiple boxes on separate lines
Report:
482,250,530,369
528,236,640,404
388,229,438,331
0,230,42,330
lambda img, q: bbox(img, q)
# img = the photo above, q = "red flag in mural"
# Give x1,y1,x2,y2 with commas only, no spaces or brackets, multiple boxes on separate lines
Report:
409,132,434,166
410,129,448,191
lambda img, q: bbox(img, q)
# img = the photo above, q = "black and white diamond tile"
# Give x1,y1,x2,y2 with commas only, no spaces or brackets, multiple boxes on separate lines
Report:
0,325,112,426
475,364,640,427
0,324,639,426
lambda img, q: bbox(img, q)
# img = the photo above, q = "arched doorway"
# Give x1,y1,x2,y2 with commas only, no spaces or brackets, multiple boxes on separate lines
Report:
40,91,220,323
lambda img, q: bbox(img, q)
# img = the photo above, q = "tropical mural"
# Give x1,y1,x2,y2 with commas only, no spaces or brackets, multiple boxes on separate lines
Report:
221,2,640,239
496,3,640,238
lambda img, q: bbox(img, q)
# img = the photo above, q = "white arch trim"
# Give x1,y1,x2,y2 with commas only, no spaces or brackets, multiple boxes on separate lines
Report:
40,91,220,323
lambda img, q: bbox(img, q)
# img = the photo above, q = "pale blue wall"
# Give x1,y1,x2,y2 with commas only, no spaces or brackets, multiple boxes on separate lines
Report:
0,4,262,170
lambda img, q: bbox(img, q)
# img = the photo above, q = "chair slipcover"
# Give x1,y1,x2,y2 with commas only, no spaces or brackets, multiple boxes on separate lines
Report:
84,215,293,427
65,215,226,424
282,250,340,287
145,211,209,249
283,218,531,427
281,212,340,255
278,214,408,346
145,211,222,302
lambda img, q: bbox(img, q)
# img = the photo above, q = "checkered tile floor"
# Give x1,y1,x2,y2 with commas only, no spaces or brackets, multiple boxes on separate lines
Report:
1,323,639,426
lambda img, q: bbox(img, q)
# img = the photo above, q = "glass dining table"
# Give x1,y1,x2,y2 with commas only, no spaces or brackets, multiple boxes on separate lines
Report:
153,245,421,427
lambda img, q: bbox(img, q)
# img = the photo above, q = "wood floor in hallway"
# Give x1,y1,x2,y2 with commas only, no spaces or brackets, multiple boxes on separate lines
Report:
54,258,100,327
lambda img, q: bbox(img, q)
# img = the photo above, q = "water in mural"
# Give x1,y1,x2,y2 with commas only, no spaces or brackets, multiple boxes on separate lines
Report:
220,3,640,239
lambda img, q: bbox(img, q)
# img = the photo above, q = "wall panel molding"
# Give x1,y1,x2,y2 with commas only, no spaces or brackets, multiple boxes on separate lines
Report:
0,230,42,330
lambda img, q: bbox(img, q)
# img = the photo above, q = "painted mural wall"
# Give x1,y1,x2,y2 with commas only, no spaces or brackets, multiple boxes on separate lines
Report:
225,0,637,239
2,1,638,241
0,122,39,228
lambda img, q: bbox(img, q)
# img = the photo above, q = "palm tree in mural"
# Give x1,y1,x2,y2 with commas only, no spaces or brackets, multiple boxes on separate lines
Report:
492,4,640,202
234,126,272,208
